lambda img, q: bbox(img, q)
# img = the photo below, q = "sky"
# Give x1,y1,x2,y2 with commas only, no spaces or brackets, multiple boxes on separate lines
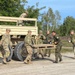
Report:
26,0,75,23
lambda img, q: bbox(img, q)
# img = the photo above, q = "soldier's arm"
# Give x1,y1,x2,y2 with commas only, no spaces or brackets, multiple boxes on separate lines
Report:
40,34,46,40
9,41,12,46
43,35,46,39
0,35,5,45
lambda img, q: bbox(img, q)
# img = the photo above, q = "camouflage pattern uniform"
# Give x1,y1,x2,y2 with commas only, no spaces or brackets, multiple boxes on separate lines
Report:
53,35,62,63
38,30,46,56
0,29,11,64
70,34,75,57
17,11,28,26
45,33,53,57
35,36,44,58
24,31,33,64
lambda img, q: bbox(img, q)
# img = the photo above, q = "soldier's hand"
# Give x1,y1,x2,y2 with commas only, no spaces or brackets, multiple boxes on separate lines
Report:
48,40,50,42
54,42,58,45
68,40,71,43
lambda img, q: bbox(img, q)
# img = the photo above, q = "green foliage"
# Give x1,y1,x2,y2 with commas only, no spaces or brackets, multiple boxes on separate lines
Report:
60,16,75,36
0,0,27,25
25,2,46,28
0,0,27,16
0,1,45,28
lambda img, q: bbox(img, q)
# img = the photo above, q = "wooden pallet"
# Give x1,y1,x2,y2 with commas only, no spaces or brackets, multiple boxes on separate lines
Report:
33,44,56,49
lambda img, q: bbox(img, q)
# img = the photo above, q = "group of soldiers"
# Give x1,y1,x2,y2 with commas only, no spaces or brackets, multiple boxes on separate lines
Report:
0,11,75,65
23,30,75,64
24,30,63,64
0,28,62,64
0,28,75,64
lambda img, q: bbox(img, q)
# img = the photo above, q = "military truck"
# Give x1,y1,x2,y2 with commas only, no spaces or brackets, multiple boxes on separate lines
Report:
0,16,55,61
0,16,38,61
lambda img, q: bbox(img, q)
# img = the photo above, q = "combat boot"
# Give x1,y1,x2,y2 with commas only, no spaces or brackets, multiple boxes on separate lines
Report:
59,58,62,62
42,56,44,59
24,60,28,64
28,60,32,64
54,61,58,63
2,58,7,64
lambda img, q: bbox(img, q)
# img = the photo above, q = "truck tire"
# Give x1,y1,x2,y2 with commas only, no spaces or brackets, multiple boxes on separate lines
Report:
6,46,14,62
14,42,27,61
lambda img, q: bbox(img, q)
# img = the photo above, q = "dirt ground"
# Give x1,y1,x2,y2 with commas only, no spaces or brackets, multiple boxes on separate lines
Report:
0,52,75,75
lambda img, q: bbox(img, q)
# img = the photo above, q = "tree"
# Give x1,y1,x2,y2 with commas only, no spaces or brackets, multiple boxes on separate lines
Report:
26,2,46,30
60,16,75,36
54,10,61,28
42,8,61,34
0,0,27,16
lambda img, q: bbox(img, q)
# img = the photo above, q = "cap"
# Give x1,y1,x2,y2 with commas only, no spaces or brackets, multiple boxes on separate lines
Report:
6,28,11,32
28,30,32,33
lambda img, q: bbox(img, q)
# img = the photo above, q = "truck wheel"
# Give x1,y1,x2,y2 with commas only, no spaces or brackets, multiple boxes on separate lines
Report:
6,46,13,62
14,42,27,61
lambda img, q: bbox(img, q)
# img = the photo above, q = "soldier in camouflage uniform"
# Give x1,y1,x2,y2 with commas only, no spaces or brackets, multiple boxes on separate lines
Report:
24,30,33,64
38,30,46,56
45,30,53,57
38,30,46,43
52,31,62,63
0,28,11,64
69,30,75,58
17,11,28,26
35,36,44,59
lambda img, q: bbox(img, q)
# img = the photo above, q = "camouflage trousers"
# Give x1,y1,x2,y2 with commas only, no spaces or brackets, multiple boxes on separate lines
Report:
55,45,62,62
44,49,51,57
37,48,44,58
3,45,10,58
24,46,32,62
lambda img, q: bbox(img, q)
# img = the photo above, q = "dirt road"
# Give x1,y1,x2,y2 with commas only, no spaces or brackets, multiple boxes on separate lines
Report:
0,52,75,75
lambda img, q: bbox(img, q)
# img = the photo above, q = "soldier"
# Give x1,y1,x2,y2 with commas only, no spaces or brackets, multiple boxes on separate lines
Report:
52,31,62,63
17,11,28,26
35,36,44,59
38,30,46,56
38,30,46,43
24,30,33,64
45,30,53,57
0,28,11,64
69,30,75,58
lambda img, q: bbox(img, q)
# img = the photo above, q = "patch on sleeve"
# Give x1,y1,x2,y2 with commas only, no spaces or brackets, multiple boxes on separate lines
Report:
57,37,59,39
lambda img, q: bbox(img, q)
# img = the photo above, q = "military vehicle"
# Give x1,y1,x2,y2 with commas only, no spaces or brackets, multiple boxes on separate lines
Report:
0,16,38,61
0,16,54,61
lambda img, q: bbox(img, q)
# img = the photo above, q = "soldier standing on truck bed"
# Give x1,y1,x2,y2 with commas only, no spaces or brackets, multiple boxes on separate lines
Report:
69,30,75,58
0,28,12,64
44,30,53,57
52,31,62,63
24,30,33,64
17,11,28,26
